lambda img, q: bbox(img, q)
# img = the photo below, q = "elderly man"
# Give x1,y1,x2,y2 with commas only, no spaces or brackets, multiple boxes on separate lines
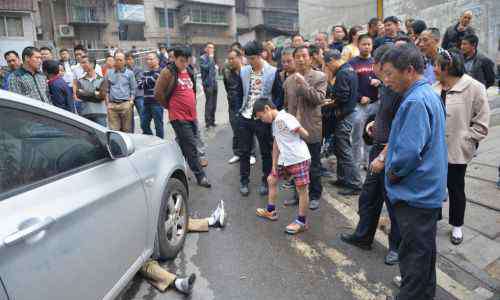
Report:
417,28,441,85
442,10,475,50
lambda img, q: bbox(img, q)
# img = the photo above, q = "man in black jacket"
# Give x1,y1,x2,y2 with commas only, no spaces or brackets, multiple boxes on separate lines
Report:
442,10,475,50
324,50,362,195
461,33,496,88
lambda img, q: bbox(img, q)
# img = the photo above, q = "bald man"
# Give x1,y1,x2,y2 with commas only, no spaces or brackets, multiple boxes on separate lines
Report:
442,10,475,50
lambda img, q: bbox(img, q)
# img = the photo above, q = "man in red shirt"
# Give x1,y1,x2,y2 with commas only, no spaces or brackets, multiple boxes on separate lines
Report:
155,46,211,188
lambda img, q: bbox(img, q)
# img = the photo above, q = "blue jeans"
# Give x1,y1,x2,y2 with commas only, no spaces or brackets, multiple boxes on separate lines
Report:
84,114,107,127
334,112,362,188
352,102,379,167
141,103,164,138
132,96,144,132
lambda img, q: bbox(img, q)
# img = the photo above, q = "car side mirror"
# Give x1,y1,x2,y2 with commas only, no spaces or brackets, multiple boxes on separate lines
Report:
107,131,135,159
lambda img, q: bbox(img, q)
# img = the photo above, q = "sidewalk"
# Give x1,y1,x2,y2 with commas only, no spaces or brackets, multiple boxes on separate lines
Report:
322,126,500,299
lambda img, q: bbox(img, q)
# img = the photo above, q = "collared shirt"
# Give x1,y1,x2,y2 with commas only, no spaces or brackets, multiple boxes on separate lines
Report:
106,67,136,102
385,79,447,209
77,73,107,116
8,67,50,103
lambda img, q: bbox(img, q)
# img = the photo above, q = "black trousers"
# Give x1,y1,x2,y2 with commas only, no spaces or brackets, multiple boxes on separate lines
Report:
354,144,401,251
447,163,467,227
204,86,218,126
171,120,206,181
394,202,440,300
307,142,323,200
238,116,273,185
229,110,255,157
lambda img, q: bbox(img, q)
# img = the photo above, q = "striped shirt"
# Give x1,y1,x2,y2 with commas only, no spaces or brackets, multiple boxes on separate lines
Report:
141,68,161,104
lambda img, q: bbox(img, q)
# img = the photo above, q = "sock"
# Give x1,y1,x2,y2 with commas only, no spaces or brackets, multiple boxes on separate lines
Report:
452,226,463,238
297,215,306,224
207,216,216,226
267,204,276,212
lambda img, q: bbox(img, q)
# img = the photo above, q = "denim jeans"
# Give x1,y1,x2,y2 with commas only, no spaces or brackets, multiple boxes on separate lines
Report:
141,103,164,138
352,102,379,167
84,114,107,127
354,144,401,251
334,112,362,188
132,96,144,132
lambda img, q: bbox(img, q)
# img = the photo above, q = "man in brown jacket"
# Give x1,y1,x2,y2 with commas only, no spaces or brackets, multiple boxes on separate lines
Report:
283,45,327,210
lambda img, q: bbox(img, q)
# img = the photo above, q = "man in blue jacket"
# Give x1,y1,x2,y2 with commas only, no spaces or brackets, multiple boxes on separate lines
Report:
200,42,218,128
382,44,447,300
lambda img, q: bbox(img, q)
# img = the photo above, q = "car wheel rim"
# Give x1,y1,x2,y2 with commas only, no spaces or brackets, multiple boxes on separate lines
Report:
164,191,185,246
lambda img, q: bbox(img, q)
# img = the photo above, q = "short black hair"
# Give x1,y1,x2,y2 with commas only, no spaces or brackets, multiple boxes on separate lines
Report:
59,48,69,54
323,49,342,63
228,48,242,57
373,44,393,63
411,20,427,35
308,44,321,56
436,49,465,77
243,40,263,56
424,27,441,41
368,17,381,28
173,46,192,59
4,50,19,60
42,60,60,75
281,47,295,57
40,46,52,53
394,35,413,44
253,97,275,116
74,44,86,52
22,46,40,61
358,33,373,44
381,43,424,74
230,42,242,50
462,33,479,48
293,45,309,57
384,16,400,25
125,51,135,59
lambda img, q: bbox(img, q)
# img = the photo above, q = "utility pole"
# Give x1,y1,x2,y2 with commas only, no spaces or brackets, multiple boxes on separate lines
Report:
164,0,171,47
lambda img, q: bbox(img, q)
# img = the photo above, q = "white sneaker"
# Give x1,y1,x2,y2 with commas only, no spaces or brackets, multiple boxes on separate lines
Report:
228,156,240,164
250,156,256,165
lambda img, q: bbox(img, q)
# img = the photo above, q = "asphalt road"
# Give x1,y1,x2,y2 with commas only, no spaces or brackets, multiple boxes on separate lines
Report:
117,80,458,300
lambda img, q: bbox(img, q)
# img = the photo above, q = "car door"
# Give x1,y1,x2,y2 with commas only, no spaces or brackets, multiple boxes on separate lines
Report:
0,103,149,300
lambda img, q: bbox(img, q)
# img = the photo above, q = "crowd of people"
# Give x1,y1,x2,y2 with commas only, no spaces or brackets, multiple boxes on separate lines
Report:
1,9,499,300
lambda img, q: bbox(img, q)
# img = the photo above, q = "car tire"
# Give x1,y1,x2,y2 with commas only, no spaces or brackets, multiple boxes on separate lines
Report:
156,178,188,260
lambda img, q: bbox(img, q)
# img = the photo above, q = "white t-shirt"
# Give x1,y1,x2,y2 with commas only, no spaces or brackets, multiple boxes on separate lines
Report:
241,69,263,119
272,110,311,166
72,63,103,80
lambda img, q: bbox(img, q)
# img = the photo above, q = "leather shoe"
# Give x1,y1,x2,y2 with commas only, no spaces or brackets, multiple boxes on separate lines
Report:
240,184,249,196
340,233,372,250
197,177,211,188
338,187,362,196
309,199,320,210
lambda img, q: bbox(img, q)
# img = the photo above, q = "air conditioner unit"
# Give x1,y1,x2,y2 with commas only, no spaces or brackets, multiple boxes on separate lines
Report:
59,25,75,37
182,15,191,25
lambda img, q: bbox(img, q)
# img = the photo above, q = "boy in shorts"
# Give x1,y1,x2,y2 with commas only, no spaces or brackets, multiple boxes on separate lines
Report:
253,97,311,234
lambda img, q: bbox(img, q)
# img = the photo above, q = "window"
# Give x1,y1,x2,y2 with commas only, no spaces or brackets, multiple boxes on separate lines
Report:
118,23,145,41
187,6,227,25
0,107,108,196
235,0,246,14
263,11,298,32
0,15,23,37
158,8,175,29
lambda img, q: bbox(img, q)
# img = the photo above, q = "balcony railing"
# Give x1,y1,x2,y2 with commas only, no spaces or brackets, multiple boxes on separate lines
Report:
68,0,107,24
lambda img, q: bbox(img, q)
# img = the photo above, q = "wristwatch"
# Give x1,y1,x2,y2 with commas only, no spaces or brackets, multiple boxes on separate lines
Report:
376,154,385,162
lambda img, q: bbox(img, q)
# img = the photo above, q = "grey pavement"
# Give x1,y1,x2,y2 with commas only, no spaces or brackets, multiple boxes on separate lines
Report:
117,80,499,299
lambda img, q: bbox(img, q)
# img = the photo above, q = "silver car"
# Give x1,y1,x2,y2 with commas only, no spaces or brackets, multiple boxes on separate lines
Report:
0,90,189,300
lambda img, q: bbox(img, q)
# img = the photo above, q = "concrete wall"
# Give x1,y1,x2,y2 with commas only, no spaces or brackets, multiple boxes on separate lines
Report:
299,0,377,39
384,0,499,59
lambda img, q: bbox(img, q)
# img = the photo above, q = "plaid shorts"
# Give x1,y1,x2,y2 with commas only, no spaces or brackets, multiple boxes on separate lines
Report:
272,160,311,186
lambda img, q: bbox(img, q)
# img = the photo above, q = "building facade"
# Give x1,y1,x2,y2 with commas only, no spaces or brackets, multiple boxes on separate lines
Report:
0,0,38,62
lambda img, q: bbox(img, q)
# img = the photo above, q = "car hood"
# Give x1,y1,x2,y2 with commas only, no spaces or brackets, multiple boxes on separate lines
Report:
127,133,171,149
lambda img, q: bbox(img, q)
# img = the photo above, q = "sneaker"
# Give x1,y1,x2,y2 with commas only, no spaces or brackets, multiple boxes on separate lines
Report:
250,156,256,165
197,177,211,188
256,208,278,221
228,156,240,164
384,250,399,265
210,200,226,227
285,220,308,235
450,231,463,245
259,183,269,196
340,233,372,250
175,273,196,295
309,199,320,210
240,183,249,196
393,275,402,288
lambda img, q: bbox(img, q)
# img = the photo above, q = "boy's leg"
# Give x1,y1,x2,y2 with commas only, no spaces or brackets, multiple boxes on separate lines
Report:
256,173,279,220
285,161,311,234
296,184,309,218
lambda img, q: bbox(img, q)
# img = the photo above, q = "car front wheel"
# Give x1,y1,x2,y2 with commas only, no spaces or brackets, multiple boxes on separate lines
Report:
156,178,188,260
